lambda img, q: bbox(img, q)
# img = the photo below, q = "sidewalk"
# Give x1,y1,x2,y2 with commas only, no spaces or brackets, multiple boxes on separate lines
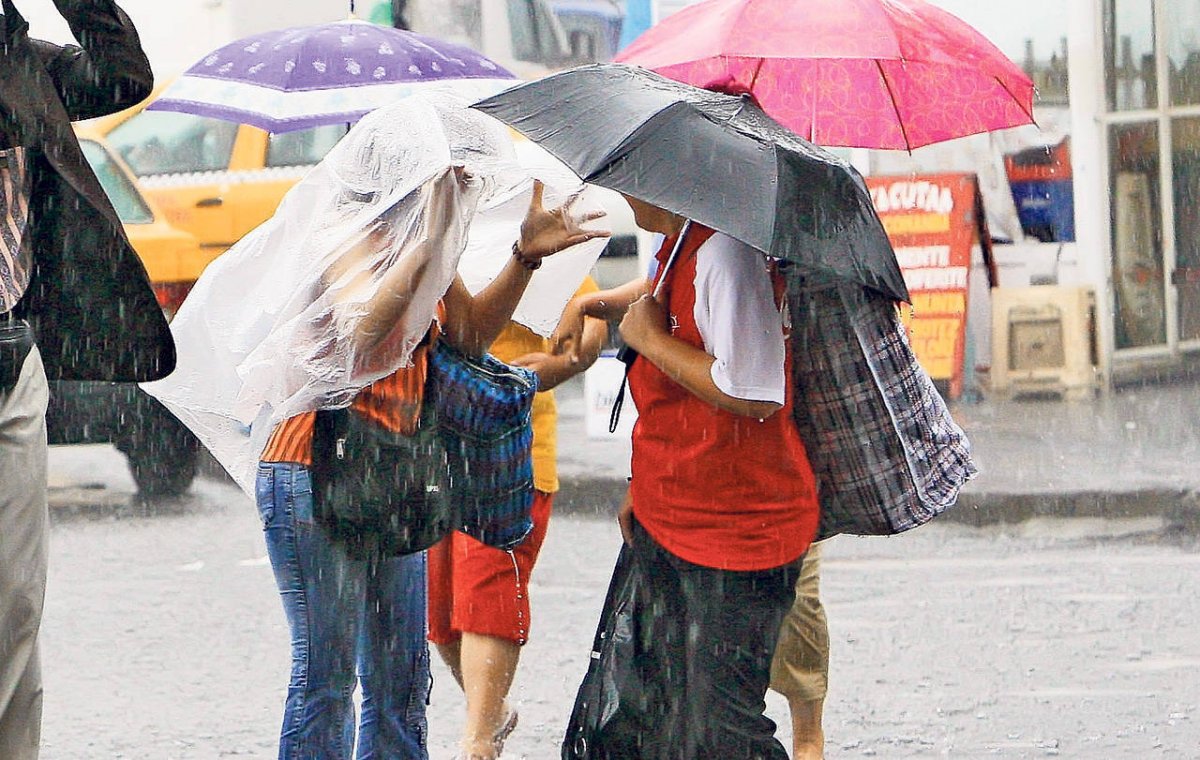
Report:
551,372,1200,532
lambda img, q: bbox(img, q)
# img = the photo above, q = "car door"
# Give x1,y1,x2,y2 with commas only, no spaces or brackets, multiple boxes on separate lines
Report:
102,109,243,255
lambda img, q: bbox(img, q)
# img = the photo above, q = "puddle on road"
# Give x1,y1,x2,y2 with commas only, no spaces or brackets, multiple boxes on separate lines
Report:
48,485,134,515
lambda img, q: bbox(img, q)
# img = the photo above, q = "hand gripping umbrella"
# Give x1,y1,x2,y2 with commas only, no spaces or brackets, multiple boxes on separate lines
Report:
474,63,908,302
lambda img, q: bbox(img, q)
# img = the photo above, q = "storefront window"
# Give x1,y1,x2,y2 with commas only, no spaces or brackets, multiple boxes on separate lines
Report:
1105,0,1158,111
1109,121,1167,348
1166,0,1200,105
1172,117,1200,340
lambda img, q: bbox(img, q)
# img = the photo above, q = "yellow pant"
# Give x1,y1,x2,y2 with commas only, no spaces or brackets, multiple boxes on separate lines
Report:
769,542,829,702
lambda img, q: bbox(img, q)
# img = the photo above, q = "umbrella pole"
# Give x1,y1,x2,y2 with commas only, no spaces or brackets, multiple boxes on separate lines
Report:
609,219,693,434
651,219,692,298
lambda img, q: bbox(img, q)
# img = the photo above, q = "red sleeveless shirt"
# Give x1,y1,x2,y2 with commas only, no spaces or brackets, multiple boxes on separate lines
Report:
628,226,819,571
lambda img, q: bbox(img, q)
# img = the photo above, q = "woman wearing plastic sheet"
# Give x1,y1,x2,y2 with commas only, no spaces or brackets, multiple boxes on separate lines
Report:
555,201,819,759
144,97,607,759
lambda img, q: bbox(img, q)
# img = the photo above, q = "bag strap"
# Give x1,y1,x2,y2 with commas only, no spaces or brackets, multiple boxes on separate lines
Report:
607,372,628,434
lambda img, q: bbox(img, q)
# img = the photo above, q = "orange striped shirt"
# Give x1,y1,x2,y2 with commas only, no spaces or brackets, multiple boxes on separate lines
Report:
260,307,442,465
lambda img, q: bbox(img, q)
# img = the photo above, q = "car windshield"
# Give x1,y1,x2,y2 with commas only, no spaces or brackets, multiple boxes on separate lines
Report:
78,139,154,225
105,110,239,177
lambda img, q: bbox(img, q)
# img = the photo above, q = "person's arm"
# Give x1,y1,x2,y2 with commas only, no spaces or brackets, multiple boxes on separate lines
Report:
441,182,609,356
346,169,471,349
510,312,606,390
619,295,781,419
551,277,650,360
620,236,788,419
440,262,534,356
36,0,154,120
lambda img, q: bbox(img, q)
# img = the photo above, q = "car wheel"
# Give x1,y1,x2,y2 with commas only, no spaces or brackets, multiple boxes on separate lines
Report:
117,413,201,498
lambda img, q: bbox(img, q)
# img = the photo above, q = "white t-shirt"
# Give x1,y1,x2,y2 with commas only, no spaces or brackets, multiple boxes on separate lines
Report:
691,233,787,404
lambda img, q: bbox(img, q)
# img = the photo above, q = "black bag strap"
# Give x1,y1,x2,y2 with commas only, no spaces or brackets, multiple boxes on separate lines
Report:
607,372,629,435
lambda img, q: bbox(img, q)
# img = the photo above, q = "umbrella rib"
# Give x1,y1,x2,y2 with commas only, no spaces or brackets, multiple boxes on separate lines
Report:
993,74,1038,128
874,59,912,152
748,58,765,90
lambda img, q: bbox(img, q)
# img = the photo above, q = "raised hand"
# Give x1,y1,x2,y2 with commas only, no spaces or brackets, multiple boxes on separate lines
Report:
517,181,610,262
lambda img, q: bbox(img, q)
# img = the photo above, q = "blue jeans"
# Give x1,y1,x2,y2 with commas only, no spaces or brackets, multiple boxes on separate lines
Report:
256,462,431,760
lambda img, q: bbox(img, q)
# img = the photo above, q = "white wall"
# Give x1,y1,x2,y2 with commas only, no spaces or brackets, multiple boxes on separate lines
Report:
225,0,347,38
13,0,231,76
10,0,356,79
1066,0,1112,381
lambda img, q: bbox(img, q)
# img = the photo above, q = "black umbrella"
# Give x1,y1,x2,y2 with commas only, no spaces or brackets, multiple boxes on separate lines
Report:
473,63,909,302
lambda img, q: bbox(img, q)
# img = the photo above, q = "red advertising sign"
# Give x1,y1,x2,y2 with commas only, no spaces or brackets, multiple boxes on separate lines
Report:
865,173,982,399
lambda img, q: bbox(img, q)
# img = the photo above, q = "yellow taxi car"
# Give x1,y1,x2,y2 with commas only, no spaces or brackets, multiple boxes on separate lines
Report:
77,137,210,319
77,92,346,257
47,138,204,497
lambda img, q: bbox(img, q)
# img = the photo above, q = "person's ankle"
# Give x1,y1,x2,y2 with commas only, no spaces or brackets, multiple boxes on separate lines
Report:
793,737,825,760
460,737,497,760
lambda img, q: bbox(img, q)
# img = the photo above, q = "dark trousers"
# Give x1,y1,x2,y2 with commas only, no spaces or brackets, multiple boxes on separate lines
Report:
597,519,801,760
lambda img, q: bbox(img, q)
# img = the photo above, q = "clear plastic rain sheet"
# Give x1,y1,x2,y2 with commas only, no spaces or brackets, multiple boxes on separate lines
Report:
142,95,607,494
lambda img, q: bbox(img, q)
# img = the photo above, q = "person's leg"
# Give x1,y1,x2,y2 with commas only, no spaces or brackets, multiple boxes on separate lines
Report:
0,349,48,760
663,533,800,760
788,698,825,760
256,462,361,760
770,542,829,759
458,634,520,758
444,491,554,758
357,550,430,759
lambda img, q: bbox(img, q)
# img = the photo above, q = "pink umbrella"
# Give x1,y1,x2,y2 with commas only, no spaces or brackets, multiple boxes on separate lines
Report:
615,0,1034,150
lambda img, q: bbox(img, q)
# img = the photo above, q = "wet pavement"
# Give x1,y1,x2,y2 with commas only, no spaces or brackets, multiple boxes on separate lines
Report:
38,443,1200,759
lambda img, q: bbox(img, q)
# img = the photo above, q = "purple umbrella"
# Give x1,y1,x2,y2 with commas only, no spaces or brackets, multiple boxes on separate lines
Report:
148,20,517,133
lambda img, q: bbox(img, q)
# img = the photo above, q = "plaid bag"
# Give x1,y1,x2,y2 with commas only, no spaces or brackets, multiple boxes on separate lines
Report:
429,341,538,550
786,273,977,538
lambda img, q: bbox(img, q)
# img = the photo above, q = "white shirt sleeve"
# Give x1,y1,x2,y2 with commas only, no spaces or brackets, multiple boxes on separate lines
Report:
692,233,787,404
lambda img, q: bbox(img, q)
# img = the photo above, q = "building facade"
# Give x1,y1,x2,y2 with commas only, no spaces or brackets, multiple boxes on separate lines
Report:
1071,0,1200,381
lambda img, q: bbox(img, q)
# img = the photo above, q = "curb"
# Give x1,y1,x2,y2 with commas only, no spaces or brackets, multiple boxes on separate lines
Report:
555,477,1200,535
951,488,1200,531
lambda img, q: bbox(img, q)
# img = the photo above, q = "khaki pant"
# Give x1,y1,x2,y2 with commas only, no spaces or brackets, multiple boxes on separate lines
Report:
0,347,48,760
769,541,829,702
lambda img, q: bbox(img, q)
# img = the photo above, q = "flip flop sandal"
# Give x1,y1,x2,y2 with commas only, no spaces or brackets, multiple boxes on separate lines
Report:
492,708,519,756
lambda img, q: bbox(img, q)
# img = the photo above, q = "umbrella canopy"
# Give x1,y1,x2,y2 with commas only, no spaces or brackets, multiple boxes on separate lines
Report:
615,0,1034,151
474,64,909,302
148,19,517,133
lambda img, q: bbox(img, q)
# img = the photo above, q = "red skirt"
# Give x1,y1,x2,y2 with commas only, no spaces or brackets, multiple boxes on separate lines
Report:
427,490,554,646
